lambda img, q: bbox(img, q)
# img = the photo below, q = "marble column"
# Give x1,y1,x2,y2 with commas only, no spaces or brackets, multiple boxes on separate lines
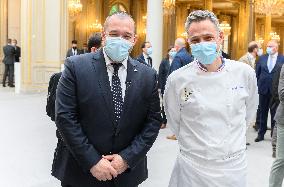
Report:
204,0,213,11
146,0,163,71
0,0,8,82
236,1,250,59
264,14,271,49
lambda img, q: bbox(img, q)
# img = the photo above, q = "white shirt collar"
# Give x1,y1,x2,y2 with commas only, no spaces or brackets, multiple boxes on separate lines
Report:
270,52,278,59
143,52,150,61
247,52,256,61
103,47,128,69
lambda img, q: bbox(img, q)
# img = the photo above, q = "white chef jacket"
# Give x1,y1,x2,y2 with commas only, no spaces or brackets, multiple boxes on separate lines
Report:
164,59,258,187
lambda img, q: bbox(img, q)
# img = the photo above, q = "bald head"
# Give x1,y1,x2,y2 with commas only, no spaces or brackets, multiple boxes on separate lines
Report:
267,40,279,55
175,38,186,51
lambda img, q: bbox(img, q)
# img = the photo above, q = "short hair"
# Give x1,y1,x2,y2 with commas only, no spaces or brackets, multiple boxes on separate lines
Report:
7,39,12,44
248,41,258,53
88,32,102,51
71,40,77,44
141,41,150,49
185,10,220,34
104,11,135,33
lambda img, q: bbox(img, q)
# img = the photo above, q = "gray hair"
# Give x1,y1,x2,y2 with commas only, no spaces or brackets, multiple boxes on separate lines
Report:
104,11,136,33
185,10,220,34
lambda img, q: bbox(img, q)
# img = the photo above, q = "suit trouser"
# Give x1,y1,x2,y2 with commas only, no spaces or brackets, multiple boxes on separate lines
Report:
2,64,14,85
269,123,284,187
161,94,167,124
258,93,276,138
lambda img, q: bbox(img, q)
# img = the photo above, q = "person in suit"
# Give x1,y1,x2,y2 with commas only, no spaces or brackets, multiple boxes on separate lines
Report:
88,32,102,53
269,65,284,187
82,43,89,54
158,46,176,129
136,41,153,67
168,37,193,74
54,12,161,187
2,38,16,87
239,41,263,69
66,40,81,58
255,40,284,142
12,39,21,63
271,63,283,157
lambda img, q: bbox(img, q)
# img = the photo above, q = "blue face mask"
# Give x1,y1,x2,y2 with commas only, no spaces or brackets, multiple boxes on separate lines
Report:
147,47,153,55
104,37,133,62
266,47,273,55
190,42,220,65
169,51,177,59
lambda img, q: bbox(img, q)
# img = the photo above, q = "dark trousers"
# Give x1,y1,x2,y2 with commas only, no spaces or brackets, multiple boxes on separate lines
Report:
62,184,138,187
255,108,260,130
258,93,277,138
161,94,167,124
2,64,14,86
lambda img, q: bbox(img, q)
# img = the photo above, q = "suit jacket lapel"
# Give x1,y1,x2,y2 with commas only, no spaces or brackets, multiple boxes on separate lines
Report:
263,55,269,73
91,50,116,126
271,55,282,73
118,58,138,128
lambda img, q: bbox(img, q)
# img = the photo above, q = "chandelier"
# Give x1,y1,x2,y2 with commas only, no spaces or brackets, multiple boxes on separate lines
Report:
89,20,103,33
254,0,284,15
68,0,83,18
270,32,281,41
163,0,176,15
219,21,231,35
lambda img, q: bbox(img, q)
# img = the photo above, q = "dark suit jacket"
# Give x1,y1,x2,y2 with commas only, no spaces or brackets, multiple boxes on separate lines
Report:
55,50,161,187
158,58,170,95
270,63,283,108
136,54,152,67
2,45,15,64
15,46,21,62
169,47,192,75
66,48,82,58
275,65,284,124
256,54,284,95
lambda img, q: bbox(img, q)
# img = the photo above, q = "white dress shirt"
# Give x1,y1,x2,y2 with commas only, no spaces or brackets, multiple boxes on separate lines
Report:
103,48,127,100
267,52,278,73
72,48,78,56
164,59,258,187
143,52,151,66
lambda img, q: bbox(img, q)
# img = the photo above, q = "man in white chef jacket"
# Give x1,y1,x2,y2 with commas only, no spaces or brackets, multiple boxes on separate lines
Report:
164,10,258,187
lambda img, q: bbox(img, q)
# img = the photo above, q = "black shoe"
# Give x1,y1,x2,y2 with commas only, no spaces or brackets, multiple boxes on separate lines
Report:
246,142,250,146
8,84,15,87
255,136,264,142
272,151,276,158
2,84,6,87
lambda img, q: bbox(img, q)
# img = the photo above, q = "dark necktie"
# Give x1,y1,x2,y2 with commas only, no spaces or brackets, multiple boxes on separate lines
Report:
147,57,151,66
111,63,123,124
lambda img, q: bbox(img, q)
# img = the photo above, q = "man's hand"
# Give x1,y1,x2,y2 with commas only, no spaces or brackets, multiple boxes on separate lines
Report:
103,154,128,175
90,158,118,181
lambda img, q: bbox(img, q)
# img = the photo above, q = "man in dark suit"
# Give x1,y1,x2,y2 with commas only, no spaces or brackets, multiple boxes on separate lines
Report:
136,41,153,67
12,39,21,63
2,38,16,87
66,40,82,58
270,63,283,157
255,40,284,142
158,46,176,129
169,37,193,74
55,12,161,187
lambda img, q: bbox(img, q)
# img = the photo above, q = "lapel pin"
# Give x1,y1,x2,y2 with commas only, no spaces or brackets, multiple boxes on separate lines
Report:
134,69,138,72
